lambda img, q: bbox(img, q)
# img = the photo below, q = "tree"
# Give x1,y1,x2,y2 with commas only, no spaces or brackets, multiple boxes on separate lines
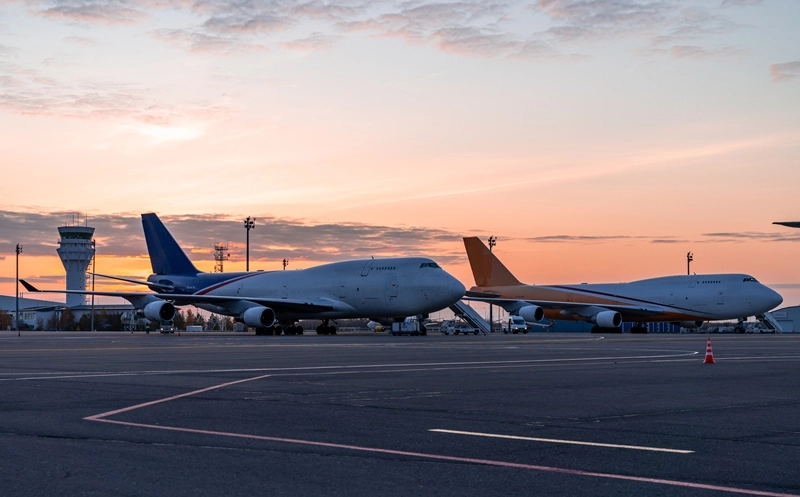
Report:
223,316,234,331
46,313,59,331
35,317,44,331
172,310,185,330
193,312,206,329
59,308,76,331
185,309,195,327
78,313,92,331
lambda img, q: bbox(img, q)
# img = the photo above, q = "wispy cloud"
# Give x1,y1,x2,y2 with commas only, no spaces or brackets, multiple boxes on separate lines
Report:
663,44,744,59
770,60,800,82
37,1,148,25
0,60,225,133
517,234,687,244
0,210,465,267
720,0,763,7
702,231,800,243
14,1,753,61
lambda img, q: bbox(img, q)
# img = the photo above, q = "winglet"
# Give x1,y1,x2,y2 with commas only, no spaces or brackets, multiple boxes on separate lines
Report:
141,213,200,275
20,279,40,292
462,237,522,287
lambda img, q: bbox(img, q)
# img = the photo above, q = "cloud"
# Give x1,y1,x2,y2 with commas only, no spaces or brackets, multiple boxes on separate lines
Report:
665,44,744,59
701,231,800,243
720,0,763,7
0,43,18,57
152,28,267,54
0,60,225,129
10,0,755,61
0,210,466,268
519,234,686,244
533,0,744,58
770,60,800,82
36,0,149,25
279,32,341,51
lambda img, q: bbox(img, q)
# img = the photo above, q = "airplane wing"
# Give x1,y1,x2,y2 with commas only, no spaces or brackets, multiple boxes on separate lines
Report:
153,293,336,313
20,280,335,314
91,273,174,292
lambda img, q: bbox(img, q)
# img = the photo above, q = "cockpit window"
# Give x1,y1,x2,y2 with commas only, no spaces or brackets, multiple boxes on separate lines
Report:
743,277,758,283
420,262,440,268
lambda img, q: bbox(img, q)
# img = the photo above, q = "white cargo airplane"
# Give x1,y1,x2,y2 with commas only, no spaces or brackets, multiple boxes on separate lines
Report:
463,237,783,332
22,214,465,335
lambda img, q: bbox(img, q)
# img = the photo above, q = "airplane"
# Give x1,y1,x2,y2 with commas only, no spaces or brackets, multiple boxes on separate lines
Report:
462,237,783,333
774,221,800,228
22,213,466,335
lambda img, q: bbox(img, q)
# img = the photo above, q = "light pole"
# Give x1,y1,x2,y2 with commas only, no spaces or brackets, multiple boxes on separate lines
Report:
90,239,96,332
687,252,693,275
488,236,496,332
244,216,255,271
15,244,22,335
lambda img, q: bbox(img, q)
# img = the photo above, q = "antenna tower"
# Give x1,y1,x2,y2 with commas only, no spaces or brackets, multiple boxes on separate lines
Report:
214,242,230,273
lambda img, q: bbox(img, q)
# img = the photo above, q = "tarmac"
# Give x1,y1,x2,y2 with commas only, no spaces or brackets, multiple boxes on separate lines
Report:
1,331,799,497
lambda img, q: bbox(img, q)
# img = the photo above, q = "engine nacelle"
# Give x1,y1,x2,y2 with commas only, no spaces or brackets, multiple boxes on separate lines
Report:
678,321,704,329
240,306,276,329
141,300,176,323
518,305,544,323
593,310,622,328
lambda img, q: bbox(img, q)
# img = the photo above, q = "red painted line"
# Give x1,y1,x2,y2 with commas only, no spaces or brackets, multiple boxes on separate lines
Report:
89,418,796,497
84,374,271,421
84,374,799,497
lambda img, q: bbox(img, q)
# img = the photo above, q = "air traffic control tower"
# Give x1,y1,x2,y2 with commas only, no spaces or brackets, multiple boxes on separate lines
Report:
57,225,95,308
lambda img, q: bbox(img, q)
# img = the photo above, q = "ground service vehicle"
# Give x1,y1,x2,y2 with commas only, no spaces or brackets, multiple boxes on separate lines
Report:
440,319,478,335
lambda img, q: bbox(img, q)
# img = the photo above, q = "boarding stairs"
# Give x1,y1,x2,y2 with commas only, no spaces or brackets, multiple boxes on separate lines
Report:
449,300,492,335
756,312,784,333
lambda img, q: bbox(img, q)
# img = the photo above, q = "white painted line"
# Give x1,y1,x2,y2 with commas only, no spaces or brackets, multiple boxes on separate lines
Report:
430,429,694,454
0,352,699,382
82,374,796,497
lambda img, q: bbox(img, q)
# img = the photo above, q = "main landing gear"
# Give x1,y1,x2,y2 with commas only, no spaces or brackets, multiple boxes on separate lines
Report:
315,319,337,335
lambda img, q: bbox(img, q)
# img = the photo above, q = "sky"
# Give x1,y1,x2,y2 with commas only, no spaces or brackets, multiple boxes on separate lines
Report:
1,0,799,310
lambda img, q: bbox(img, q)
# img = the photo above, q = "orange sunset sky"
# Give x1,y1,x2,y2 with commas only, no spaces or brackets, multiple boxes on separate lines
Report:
1,1,799,309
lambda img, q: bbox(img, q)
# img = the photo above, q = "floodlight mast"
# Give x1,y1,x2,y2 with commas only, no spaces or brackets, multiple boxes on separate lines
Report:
15,244,22,334
488,236,496,331
244,217,255,271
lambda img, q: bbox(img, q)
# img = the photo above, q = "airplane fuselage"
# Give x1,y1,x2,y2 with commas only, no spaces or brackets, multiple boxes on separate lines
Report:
474,273,782,323
149,257,465,322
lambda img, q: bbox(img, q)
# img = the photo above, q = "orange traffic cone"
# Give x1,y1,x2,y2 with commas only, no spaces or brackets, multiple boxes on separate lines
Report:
703,337,715,364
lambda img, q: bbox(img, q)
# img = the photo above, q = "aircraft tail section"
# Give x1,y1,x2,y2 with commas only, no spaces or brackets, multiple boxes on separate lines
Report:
463,237,521,287
141,213,200,275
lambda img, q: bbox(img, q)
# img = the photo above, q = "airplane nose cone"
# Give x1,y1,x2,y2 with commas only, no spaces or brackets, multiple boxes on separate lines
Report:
450,280,466,301
767,288,783,310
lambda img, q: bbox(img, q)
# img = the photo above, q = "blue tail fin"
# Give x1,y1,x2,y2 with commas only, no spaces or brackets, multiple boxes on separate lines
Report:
141,213,200,275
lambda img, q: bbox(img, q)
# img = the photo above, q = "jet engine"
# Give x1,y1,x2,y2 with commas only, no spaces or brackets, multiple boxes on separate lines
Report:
678,321,704,329
592,310,622,328
240,306,276,329
518,305,544,323
141,301,176,322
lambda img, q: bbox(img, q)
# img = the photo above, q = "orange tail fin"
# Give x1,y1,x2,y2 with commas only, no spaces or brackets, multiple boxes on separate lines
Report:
462,237,522,287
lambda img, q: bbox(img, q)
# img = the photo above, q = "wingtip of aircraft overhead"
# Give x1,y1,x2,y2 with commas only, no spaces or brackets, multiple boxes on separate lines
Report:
19,279,39,292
